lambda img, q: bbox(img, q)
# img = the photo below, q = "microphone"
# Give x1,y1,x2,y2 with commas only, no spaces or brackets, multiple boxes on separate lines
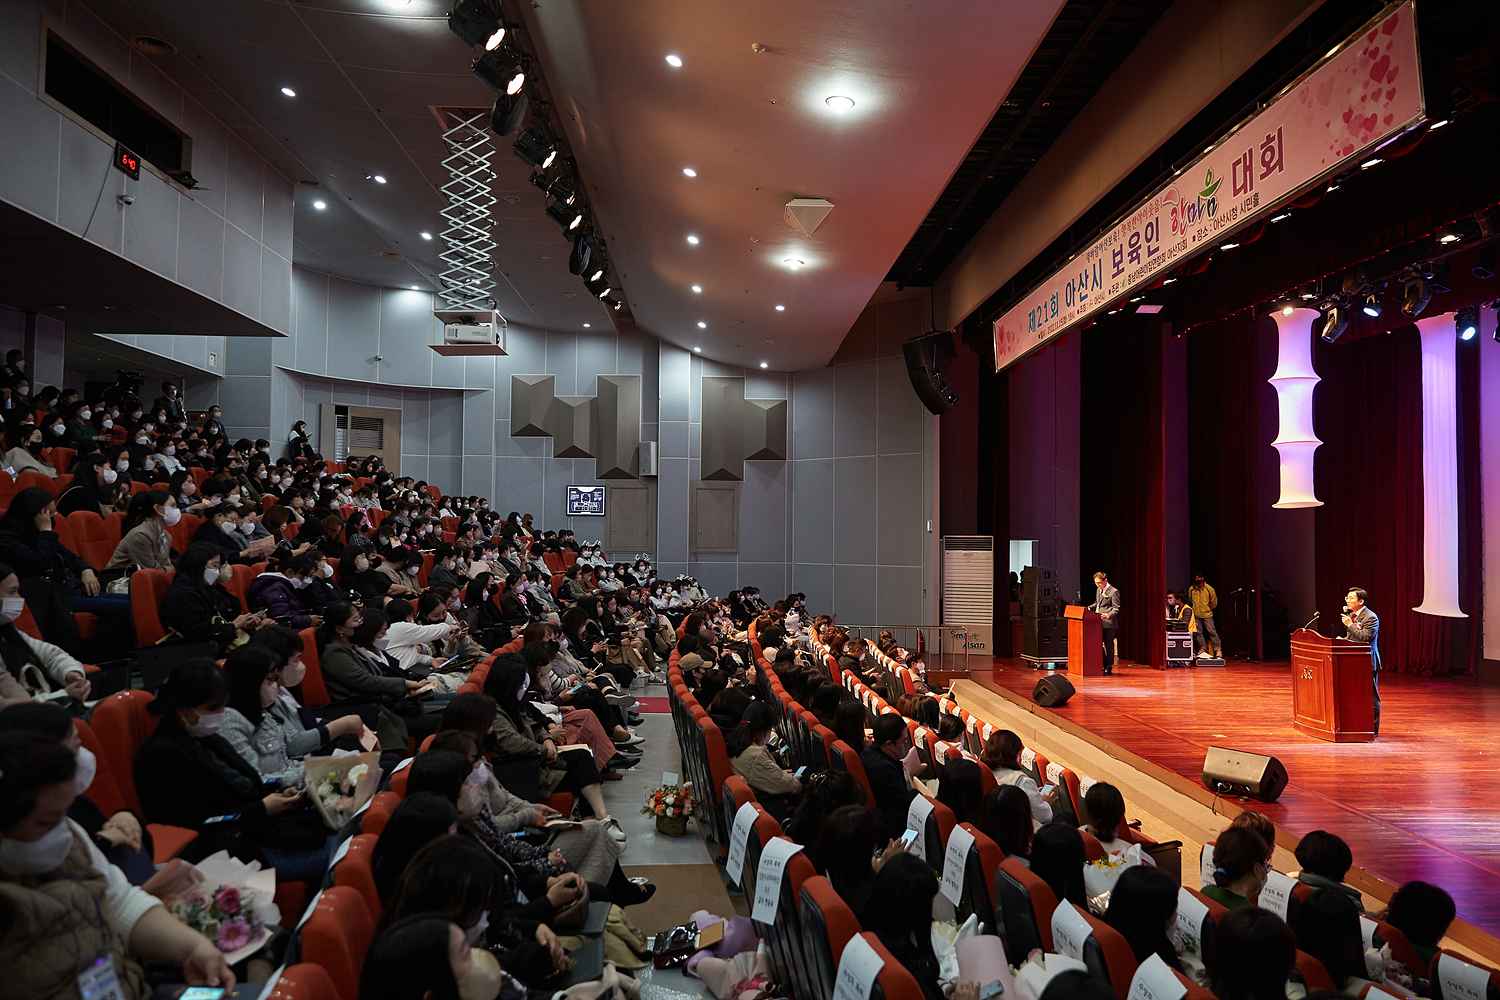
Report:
1301,611,1320,630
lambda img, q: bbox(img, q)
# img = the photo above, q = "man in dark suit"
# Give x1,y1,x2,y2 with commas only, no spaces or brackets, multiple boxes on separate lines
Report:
1341,586,1382,736
1088,571,1121,674
860,714,916,842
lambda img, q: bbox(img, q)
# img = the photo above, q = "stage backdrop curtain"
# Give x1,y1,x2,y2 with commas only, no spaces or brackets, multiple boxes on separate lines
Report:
1313,328,1481,675
1081,321,1167,666
1187,316,1264,658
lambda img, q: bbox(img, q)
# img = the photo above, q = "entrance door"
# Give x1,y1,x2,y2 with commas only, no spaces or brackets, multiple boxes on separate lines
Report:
320,404,402,473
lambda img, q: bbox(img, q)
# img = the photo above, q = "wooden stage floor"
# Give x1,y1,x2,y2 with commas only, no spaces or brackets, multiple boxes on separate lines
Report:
970,658,1500,939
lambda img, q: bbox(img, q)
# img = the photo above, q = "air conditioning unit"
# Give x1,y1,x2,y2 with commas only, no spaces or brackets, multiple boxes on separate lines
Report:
432,307,508,356
942,535,994,656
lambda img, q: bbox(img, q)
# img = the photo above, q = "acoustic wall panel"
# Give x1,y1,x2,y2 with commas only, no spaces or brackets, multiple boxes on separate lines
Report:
593,375,643,478
699,376,790,481
507,373,644,478
511,375,554,437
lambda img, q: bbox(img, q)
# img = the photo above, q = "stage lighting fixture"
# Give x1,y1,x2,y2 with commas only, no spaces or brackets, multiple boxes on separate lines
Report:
1317,301,1349,343
513,128,556,170
1360,292,1382,318
484,24,507,52
1401,270,1431,318
473,50,524,95
610,297,623,312
489,91,527,136
567,233,594,276
546,201,584,233
1456,305,1479,341
583,268,608,297
448,0,501,47
1473,247,1496,281
529,171,576,206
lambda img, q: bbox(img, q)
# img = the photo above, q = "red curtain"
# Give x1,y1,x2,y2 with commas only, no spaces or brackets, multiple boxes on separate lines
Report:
1313,329,1481,675
1081,322,1167,666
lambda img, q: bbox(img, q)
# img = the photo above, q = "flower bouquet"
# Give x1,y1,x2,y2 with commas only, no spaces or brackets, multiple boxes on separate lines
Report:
164,851,278,964
305,750,382,830
641,781,695,837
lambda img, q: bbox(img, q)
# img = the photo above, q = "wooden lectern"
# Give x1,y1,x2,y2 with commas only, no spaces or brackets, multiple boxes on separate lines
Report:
1065,605,1104,679
1289,628,1375,742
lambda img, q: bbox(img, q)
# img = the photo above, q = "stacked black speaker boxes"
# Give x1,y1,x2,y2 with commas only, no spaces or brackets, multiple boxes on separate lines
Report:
1021,566,1066,659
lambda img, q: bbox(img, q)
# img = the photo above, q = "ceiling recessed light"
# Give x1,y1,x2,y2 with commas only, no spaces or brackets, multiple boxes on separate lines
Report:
280,86,297,98
1271,212,1292,223
583,322,591,328
686,234,700,246
1428,118,1449,130
682,167,697,178
1219,242,1240,250
368,173,387,184
824,95,855,113
782,258,805,270
759,361,769,369
774,304,785,312
312,199,327,211
696,320,707,329
1161,278,1176,285
409,285,420,291
1438,233,1461,244
1281,304,1294,316
693,345,702,353
665,53,683,68
1360,158,1383,170
420,231,433,241
690,284,702,294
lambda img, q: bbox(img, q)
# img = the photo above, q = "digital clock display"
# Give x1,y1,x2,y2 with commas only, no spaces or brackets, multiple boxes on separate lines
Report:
112,142,141,180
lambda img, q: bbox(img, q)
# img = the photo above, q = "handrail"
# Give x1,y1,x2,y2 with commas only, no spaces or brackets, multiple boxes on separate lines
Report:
831,623,977,674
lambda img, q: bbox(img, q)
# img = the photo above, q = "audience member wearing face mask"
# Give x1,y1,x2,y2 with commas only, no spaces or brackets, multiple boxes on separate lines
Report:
159,543,268,653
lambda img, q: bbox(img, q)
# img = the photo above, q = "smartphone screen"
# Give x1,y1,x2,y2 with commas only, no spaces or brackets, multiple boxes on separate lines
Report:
979,981,1005,999
1037,784,1057,798
794,766,808,779
178,989,228,1000
899,828,919,849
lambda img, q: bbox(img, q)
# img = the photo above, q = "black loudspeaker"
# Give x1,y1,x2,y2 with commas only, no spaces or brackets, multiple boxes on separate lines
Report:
1032,675,1075,707
902,331,959,415
1201,747,1289,802
1023,618,1066,658
1022,566,1059,619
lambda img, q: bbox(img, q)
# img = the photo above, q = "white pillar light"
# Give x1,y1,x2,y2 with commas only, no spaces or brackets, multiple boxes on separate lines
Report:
1268,307,1324,508
1412,312,1467,618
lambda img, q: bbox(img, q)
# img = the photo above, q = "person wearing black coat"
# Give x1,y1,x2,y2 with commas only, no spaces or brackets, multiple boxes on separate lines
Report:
55,454,118,517
152,382,187,426
160,543,263,652
861,714,917,843
498,571,536,629
338,549,392,601
135,660,333,880
247,550,320,629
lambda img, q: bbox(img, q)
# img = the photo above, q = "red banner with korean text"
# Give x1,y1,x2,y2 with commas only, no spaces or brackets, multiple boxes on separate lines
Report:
991,1,1424,373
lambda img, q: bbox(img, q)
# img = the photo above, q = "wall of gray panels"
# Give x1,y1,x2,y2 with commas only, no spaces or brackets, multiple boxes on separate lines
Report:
0,1,293,378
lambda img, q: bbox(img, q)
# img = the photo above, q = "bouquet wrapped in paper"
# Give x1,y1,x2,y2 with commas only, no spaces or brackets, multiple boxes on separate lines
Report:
162,851,279,964
306,751,382,830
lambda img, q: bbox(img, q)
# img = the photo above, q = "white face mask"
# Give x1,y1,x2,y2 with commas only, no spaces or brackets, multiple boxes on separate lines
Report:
161,505,182,526
203,565,222,586
516,673,529,700
101,419,113,430
143,459,155,471
116,459,129,471
281,660,306,688
321,562,334,578
354,556,370,572
186,709,225,738
74,746,97,794
463,911,490,947
0,596,24,623
165,445,176,456
51,423,65,436
290,576,308,590
136,435,150,446
239,520,256,535
101,467,118,485
221,521,239,537
0,817,75,876
406,565,420,576
79,409,91,421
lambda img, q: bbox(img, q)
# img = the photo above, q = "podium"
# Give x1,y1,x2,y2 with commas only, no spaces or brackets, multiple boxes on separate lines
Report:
1065,605,1104,679
1289,628,1375,742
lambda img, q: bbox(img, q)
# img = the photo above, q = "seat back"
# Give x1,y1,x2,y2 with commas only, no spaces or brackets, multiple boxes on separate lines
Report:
828,738,876,808
1295,950,1336,992
300,886,376,1000
1077,909,1142,999
332,833,383,923
1433,952,1500,1000
861,931,930,1000
298,626,331,706
129,568,174,646
168,512,203,554
73,717,130,818
265,964,340,1000
799,875,863,1000
227,563,258,612
954,823,1005,933
914,793,956,877
88,690,159,813
994,855,1058,956
361,791,402,835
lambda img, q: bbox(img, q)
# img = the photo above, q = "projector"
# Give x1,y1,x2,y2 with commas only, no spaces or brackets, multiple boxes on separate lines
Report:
434,307,505,346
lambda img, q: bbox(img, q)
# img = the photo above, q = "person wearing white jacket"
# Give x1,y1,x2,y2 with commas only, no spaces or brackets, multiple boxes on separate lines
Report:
0,567,90,707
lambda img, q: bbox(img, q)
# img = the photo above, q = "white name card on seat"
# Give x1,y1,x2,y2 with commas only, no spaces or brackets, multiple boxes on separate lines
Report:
1051,899,1094,961
1170,886,1209,956
1364,989,1401,1000
1258,870,1296,919
1199,842,1215,889
1437,953,1491,1000
940,823,976,906
1127,953,1187,1000
751,837,804,923
329,836,353,869
832,933,886,1000
391,756,414,773
661,771,679,788
1359,915,1378,950
725,802,758,888
906,795,936,862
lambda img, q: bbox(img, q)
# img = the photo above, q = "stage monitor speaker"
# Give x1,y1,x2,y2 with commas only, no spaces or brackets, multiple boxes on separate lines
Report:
1033,675,1075,707
902,331,959,415
1202,747,1288,803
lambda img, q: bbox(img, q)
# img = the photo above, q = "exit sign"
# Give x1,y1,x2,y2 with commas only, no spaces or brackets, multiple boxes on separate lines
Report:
112,142,140,180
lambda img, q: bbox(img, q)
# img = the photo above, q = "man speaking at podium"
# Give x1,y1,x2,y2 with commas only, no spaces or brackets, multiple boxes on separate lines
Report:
1340,587,1382,737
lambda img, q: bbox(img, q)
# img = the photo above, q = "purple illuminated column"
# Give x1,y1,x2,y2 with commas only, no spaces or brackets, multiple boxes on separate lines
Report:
1268,307,1323,509
1412,313,1467,618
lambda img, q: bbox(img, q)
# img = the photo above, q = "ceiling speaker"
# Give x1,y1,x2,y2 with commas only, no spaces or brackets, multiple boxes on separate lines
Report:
902,330,959,415
784,198,834,237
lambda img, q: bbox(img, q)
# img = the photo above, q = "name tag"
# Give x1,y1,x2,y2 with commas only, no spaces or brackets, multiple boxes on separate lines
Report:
1258,870,1296,920
1051,899,1093,961
77,957,127,1000
1127,953,1186,1000
832,933,885,1000
725,802,758,888
940,824,976,906
751,837,804,924
1170,887,1209,956
906,796,936,862
1437,953,1491,1000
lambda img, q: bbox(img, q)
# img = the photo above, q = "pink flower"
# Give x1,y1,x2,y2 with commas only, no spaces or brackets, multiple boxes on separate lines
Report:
216,917,253,953
213,886,242,915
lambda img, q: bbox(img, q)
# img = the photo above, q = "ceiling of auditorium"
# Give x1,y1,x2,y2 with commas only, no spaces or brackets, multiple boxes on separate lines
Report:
75,0,1063,368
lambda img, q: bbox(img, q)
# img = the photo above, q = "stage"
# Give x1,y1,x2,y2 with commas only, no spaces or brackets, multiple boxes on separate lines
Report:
966,658,1500,949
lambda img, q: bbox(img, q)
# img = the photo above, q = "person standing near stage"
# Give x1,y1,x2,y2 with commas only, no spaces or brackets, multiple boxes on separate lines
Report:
1188,574,1221,659
1088,571,1121,675
1341,587,1381,737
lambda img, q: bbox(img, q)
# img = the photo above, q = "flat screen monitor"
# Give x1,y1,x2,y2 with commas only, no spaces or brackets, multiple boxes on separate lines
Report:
566,485,605,516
